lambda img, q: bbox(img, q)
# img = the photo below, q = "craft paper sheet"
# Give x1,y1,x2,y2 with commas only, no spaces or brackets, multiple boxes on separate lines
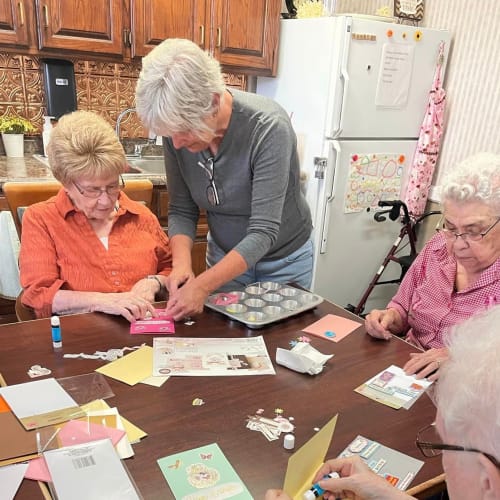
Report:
355,365,433,409
0,462,29,499
43,439,140,500
158,443,252,499
153,336,275,376
339,435,424,490
0,378,83,429
302,314,362,343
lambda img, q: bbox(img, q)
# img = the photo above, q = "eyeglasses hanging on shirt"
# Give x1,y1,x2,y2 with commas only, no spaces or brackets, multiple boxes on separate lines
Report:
197,156,221,206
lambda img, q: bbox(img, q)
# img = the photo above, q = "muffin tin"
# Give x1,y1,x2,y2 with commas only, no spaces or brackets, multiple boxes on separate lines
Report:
205,282,323,329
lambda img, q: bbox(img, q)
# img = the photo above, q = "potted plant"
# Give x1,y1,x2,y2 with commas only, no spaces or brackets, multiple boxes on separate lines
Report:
0,115,36,158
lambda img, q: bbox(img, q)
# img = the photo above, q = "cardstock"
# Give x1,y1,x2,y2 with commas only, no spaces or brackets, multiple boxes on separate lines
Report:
80,400,147,444
58,419,126,448
158,442,252,499
0,462,29,499
0,378,83,430
43,439,141,500
139,375,170,387
302,314,362,342
283,414,338,500
95,346,153,386
25,456,51,482
130,310,175,334
0,395,10,412
0,411,39,462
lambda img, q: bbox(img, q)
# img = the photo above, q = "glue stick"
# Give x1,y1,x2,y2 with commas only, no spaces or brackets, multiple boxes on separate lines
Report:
51,315,62,348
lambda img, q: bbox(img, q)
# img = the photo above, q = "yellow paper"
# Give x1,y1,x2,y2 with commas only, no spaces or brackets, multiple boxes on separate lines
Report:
81,400,147,443
95,346,153,386
283,414,338,500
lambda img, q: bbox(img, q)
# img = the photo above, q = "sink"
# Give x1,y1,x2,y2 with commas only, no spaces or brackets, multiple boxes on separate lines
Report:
126,156,165,175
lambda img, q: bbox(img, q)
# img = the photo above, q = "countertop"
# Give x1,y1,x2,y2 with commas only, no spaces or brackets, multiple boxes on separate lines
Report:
0,155,167,192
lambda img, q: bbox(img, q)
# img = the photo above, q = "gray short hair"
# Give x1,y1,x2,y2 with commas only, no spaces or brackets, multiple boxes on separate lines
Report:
437,305,500,462
135,38,225,137
439,152,500,213
48,110,125,185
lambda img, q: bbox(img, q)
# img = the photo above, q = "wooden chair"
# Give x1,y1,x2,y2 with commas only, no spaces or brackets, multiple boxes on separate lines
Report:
15,290,36,322
3,178,154,239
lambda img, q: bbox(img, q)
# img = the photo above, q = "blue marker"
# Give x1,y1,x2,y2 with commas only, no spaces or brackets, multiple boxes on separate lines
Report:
51,315,62,349
303,472,340,500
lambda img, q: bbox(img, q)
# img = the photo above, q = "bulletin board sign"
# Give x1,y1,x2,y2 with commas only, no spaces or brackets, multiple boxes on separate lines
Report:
394,0,424,21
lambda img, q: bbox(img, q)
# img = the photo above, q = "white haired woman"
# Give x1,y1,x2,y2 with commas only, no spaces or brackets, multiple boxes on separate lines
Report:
365,152,500,379
20,110,172,321
135,38,313,321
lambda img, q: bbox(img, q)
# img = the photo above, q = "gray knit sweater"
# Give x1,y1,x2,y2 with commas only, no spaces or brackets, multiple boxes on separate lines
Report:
164,89,312,268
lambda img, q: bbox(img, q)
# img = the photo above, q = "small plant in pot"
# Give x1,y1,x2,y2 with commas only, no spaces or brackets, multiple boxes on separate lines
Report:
0,115,36,157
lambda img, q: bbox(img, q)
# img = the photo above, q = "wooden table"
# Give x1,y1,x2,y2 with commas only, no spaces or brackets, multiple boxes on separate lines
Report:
0,300,445,499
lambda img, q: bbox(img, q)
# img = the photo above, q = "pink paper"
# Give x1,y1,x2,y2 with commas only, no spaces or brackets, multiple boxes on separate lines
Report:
25,457,51,481
130,309,175,334
302,314,362,342
58,419,126,447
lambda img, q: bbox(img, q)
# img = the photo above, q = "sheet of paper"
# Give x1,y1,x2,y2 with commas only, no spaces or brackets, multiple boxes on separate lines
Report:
140,375,170,387
158,443,252,499
355,365,433,409
283,414,338,500
0,411,39,462
25,456,51,482
59,419,126,448
0,462,29,499
339,435,424,490
95,346,153,386
302,314,362,343
43,439,141,500
130,310,175,334
0,378,83,430
80,400,147,444
153,336,275,376
375,43,415,108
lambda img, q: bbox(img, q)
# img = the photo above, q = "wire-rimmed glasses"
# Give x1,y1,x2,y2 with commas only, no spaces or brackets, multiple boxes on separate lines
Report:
416,422,500,468
73,175,124,199
197,156,220,206
436,216,500,242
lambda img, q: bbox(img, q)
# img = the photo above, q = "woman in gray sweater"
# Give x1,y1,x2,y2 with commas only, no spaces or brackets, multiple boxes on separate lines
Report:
136,38,312,320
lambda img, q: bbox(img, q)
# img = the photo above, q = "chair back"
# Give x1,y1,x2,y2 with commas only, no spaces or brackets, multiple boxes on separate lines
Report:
15,290,37,321
3,178,154,239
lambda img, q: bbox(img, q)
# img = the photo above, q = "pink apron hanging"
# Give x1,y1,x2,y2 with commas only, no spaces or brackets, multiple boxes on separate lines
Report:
404,42,446,217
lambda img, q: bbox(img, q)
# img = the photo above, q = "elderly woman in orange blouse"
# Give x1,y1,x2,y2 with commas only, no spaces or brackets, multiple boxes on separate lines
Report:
19,110,172,321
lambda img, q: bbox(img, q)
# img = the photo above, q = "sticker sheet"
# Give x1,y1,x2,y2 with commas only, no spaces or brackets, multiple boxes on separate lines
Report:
158,443,252,500
339,435,424,490
153,336,275,376
355,365,433,409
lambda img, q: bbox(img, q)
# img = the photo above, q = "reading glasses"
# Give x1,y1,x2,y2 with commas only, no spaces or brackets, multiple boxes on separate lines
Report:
197,156,220,206
436,216,500,242
73,175,124,199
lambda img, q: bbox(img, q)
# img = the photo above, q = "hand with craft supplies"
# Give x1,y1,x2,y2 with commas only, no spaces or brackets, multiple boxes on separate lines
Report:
364,308,404,340
403,347,449,381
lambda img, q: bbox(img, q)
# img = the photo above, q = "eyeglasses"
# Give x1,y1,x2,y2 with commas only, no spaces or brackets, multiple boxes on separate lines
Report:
416,422,500,468
437,216,500,242
197,156,220,206
73,175,124,199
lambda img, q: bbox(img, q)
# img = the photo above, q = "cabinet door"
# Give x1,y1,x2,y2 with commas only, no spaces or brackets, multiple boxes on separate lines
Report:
131,0,207,58
35,0,123,55
0,0,31,47
211,0,280,76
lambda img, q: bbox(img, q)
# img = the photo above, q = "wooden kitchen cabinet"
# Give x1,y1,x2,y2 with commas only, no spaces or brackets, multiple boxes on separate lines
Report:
0,0,33,48
34,0,124,55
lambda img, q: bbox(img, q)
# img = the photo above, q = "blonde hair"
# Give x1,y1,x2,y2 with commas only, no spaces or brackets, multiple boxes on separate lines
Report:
136,38,225,137
47,110,125,185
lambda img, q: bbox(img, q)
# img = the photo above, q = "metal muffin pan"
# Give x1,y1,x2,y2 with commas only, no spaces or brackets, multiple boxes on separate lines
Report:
205,282,323,328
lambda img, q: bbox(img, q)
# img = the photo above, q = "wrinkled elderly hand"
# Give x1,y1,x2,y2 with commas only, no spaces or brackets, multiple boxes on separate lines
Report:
364,308,403,340
312,456,411,500
130,277,162,303
92,292,156,323
264,489,291,500
164,279,209,320
404,347,449,381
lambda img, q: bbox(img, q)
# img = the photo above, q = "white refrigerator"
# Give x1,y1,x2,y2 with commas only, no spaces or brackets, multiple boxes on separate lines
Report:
256,16,451,311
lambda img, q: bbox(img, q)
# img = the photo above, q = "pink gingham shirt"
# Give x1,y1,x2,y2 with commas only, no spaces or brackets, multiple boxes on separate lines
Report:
388,232,500,349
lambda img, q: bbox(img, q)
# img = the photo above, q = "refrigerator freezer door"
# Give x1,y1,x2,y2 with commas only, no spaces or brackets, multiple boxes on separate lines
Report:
312,140,417,312
328,18,451,139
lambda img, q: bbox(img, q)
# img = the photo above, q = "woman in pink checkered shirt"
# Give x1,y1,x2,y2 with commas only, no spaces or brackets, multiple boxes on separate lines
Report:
365,153,500,380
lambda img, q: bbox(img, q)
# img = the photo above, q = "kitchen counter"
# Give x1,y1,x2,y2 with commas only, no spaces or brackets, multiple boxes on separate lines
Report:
0,155,167,190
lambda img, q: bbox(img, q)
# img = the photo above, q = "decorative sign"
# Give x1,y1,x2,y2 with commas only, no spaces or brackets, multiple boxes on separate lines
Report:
394,0,424,21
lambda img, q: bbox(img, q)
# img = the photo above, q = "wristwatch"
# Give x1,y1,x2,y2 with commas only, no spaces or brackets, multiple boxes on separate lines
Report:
147,275,164,292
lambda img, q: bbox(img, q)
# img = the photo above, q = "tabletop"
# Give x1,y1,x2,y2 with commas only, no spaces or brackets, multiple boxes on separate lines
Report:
0,300,445,499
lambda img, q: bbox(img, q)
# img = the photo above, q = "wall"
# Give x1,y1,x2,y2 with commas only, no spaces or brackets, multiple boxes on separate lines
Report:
0,53,247,140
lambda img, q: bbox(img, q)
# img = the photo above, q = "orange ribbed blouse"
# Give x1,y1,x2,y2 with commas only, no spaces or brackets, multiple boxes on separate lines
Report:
20,189,172,318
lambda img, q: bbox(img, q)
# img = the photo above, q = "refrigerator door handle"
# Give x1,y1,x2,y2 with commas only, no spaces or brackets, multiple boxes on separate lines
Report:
329,17,352,139
319,141,340,253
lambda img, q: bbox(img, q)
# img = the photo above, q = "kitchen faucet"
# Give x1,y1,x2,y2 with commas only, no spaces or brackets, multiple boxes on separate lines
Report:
115,107,156,156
